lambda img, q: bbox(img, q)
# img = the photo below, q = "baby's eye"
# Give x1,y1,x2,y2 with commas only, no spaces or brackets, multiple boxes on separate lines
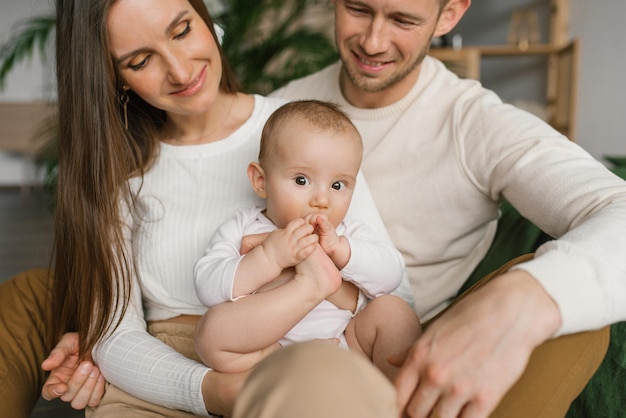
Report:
332,181,346,191
294,176,310,186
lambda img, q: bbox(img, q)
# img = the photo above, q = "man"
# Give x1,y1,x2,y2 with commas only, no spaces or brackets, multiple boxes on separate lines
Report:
234,0,624,416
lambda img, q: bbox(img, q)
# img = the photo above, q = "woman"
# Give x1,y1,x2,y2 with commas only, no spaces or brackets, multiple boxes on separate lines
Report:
45,0,404,416
52,0,261,414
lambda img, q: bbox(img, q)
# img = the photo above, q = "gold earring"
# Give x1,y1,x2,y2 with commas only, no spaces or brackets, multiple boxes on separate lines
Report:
120,86,130,130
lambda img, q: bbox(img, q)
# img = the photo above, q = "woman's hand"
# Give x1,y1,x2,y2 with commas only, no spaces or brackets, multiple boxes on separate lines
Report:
41,332,106,409
391,270,561,418
202,369,250,417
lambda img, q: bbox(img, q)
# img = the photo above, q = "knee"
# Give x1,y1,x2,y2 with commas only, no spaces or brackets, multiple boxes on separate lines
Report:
362,295,419,324
3,269,52,297
0,269,51,326
234,341,398,418
364,294,408,313
193,313,217,366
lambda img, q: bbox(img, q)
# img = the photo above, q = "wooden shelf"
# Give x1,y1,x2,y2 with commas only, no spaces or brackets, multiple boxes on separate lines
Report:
427,48,481,80
429,1,578,140
0,102,56,156
478,44,560,57
429,39,579,141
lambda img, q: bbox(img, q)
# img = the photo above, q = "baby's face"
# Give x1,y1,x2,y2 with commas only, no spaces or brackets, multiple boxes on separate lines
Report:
262,124,362,229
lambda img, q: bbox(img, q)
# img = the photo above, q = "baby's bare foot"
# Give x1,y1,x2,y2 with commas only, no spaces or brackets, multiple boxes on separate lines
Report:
294,245,341,298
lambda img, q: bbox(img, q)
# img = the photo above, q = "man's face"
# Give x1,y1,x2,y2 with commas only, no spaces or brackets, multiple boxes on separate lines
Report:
333,0,443,107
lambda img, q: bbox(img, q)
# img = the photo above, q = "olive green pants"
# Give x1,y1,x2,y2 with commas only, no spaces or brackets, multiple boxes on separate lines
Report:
0,259,610,417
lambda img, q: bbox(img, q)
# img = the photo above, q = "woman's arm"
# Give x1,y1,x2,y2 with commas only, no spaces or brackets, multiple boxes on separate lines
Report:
93,267,213,416
42,332,248,417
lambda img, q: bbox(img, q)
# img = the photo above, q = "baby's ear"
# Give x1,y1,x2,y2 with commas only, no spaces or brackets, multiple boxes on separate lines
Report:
247,162,268,199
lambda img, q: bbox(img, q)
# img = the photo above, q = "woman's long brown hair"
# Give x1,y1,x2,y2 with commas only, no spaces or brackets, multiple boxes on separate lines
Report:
51,0,240,358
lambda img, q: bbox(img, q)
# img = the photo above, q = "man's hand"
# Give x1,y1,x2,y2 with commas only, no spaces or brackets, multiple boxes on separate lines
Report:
41,332,106,409
391,270,561,418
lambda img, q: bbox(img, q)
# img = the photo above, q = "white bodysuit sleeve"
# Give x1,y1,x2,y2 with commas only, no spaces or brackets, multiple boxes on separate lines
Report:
341,220,405,298
194,210,247,307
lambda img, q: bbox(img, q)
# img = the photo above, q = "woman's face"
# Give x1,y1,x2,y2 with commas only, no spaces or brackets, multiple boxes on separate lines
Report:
107,0,222,116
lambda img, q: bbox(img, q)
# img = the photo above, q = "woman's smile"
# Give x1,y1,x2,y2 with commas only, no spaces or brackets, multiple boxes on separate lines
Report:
170,65,207,97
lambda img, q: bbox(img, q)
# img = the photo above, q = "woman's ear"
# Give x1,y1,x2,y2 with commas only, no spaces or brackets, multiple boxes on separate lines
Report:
247,162,268,199
434,0,471,37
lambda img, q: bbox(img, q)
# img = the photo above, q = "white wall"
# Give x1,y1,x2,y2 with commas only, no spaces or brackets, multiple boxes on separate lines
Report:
569,0,626,161
0,0,54,185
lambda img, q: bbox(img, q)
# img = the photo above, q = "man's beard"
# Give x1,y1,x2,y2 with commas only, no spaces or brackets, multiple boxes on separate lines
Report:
340,47,428,93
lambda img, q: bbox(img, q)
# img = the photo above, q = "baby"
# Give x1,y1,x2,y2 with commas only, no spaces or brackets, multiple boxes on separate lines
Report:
194,100,420,380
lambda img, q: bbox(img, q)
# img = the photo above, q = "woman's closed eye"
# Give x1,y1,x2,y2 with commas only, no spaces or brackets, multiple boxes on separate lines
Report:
173,21,191,40
126,21,191,71
128,55,150,71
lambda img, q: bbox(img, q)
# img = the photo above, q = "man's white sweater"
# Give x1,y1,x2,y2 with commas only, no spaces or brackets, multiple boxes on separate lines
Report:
272,57,626,334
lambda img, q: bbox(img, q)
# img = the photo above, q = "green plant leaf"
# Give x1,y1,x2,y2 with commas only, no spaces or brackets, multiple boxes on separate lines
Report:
215,0,337,94
0,14,56,90
604,155,626,169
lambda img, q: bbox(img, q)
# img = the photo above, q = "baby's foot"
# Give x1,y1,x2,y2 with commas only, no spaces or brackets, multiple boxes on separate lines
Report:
294,245,341,298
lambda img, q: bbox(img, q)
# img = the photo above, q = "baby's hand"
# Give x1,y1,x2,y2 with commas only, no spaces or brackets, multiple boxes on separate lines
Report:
240,232,269,254
263,218,318,269
306,214,340,255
